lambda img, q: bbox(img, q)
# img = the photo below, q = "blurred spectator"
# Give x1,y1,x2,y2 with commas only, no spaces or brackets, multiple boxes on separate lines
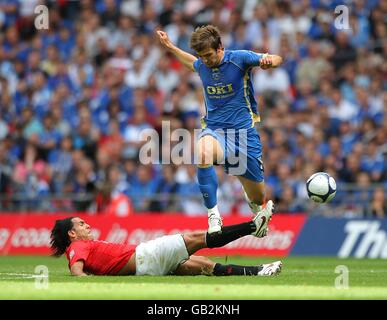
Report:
97,164,133,216
125,58,151,89
0,116,8,140
214,166,239,216
176,164,203,216
49,136,73,194
338,155,361,183
38,113,62,161
0,141,12,206
123,107,153,158
72,108,99,160
129,164,157,211
148,165,179,212
275,184,305,213
366,187,386,218
360,142,384,182
154,56,179,94
253,66,291,106
12,143,49,186
98,119,124,163
331,32,357,71
68,157,97,212
296,41,331,91
328,89,358,123
12,143,51,210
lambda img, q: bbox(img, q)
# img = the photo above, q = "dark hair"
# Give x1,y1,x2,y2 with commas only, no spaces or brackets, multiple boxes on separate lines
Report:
190,25,222,52
50,217,75,257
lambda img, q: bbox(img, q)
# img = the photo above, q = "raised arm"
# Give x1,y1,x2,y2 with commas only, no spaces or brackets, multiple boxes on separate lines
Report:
260,54,283,69
156,30,197,72
70,261,88,276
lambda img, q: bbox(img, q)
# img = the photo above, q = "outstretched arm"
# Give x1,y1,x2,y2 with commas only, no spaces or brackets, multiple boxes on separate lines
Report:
156,30,197,72
70,261,88,276
260,54,283,69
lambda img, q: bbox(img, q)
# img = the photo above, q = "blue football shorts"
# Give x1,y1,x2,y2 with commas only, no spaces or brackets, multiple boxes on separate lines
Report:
198,127,264,182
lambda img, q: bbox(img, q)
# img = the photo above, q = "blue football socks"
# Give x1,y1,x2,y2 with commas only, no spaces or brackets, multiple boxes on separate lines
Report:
197,166,218,209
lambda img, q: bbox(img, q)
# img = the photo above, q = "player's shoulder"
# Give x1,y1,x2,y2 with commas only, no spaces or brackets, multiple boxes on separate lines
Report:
224,50,251,69
226,49,263,69
226,49,255,59
69,240,91,249
193,58,204,71
225,49,258,63
65,240,85,257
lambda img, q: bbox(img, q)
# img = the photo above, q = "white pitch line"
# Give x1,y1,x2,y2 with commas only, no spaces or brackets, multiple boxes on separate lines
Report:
283,270,387,273
0,273,48,279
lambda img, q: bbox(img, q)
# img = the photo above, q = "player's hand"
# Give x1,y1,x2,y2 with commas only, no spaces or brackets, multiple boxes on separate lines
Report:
260,53,273,69
156,30,174,50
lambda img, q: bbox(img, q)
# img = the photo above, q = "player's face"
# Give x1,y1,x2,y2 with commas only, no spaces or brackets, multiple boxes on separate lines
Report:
197,47,223,68
70,217,93,240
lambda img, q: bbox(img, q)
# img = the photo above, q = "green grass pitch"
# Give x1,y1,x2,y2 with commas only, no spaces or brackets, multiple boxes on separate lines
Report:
0,256,386,299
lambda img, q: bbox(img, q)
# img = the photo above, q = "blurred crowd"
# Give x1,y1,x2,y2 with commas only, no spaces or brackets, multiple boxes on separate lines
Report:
0,0,386,217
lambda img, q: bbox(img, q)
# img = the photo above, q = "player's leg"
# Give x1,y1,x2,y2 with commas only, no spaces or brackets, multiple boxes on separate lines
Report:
197,134,224,234
174,255,215,275
211,259,282,276
174,255,282,276
236,150,275,236
234,127,272,216
238,175,266,214
173,220,282,276
233,125,274,236
237,176,274,237
182,219,263,254
134,220,277,276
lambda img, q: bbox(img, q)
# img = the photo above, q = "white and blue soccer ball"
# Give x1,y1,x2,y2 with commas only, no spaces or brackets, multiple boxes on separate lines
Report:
306,172,337,203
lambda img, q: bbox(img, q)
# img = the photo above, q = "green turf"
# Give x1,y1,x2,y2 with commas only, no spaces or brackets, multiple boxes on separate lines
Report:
0,256,386,299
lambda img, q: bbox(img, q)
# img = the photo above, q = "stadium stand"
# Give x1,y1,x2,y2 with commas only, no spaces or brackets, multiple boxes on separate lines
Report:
0,0,385,217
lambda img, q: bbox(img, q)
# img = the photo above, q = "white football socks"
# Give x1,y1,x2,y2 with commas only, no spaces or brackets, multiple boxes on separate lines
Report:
248,202,262,214
208,205,221,218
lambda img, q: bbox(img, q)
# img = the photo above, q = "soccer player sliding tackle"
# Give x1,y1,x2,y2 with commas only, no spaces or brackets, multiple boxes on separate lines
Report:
51,217,282,276
156,26,283,235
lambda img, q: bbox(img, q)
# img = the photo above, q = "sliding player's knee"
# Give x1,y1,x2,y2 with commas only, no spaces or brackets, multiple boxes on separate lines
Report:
183,232,206,249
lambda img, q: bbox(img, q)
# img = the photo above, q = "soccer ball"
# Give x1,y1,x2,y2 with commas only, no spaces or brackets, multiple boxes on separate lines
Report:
306,172,337,203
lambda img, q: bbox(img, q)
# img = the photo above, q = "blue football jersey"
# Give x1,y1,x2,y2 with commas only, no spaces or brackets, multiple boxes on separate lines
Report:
193,50,263,129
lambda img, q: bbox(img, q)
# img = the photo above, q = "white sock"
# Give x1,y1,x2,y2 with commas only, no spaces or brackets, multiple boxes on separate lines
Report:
208,205,220,218
248,202,262,214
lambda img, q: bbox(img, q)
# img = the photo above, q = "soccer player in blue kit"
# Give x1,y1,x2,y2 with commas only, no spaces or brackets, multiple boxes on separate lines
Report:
157,25,283,235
